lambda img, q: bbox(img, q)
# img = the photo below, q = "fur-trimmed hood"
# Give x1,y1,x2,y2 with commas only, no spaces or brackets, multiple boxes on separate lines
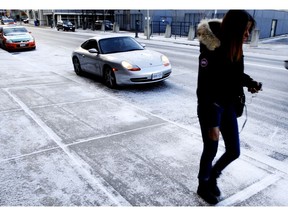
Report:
197,19,222,51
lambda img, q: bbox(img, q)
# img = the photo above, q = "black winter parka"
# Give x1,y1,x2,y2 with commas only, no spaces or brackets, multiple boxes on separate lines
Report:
196,19,254,106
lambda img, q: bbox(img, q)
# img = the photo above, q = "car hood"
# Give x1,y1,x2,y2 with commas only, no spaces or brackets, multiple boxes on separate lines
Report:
106,49,164,68
5,33,33,41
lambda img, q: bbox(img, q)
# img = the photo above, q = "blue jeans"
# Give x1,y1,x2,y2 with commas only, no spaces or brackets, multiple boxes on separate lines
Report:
197,103,240,181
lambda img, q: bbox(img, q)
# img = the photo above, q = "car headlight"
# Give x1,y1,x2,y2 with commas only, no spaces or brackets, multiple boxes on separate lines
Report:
122,61,141,71
161,55,170,66
5,39,12,43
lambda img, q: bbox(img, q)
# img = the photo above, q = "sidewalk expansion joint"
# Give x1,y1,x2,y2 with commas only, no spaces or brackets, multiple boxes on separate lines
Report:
216,173,283,206
4,88,132,206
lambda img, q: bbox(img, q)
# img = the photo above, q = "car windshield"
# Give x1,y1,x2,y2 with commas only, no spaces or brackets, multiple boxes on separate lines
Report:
3,27,28,35
3,19,14,24
64,21,73,25
99,37,144,54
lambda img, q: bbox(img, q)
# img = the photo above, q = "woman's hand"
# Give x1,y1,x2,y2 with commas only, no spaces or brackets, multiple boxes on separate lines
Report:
248,81,262,93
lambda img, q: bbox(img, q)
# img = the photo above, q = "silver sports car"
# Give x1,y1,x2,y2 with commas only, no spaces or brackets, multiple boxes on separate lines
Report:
72,35,172,88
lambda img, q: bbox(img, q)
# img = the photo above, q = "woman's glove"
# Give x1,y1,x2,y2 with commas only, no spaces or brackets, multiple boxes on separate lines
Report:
248,81,262,93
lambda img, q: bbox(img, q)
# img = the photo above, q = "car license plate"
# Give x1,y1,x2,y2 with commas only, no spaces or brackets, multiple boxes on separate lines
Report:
152,72,163,80
20,43,26,47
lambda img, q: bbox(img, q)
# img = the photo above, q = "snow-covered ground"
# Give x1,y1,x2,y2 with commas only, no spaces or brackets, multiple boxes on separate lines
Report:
0,27,288,213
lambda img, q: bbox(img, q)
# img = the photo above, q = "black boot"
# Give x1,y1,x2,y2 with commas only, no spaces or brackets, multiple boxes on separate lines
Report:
208,177,221,197
197,180,219,205
209,170,221,197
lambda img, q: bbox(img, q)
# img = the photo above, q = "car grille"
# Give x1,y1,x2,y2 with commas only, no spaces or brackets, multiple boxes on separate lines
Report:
12,39,30,43
130,72,171,82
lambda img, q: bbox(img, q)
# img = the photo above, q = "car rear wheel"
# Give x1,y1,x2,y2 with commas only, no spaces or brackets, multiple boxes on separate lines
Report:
72,57,83,76
103,66,117,88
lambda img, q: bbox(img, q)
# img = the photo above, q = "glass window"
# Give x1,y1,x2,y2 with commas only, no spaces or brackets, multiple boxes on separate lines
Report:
99,37,143,54
81,39,98,50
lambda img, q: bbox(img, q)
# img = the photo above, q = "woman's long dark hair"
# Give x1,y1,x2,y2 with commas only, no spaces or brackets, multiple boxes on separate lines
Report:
221,10,256,62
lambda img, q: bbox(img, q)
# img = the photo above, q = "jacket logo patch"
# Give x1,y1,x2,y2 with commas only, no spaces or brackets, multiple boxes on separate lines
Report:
200,58,208,67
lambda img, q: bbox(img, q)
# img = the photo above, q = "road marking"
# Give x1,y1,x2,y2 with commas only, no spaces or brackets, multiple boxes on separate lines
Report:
269,127,279,143
245,62,286,70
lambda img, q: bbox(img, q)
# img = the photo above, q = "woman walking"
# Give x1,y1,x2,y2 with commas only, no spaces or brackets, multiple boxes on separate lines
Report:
196,10,262,204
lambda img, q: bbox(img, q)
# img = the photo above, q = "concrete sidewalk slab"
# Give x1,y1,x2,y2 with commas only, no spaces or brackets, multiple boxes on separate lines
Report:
0,110,57,160
0,148,125,206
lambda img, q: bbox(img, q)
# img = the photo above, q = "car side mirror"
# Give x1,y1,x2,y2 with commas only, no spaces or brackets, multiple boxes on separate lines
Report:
88,48,98,54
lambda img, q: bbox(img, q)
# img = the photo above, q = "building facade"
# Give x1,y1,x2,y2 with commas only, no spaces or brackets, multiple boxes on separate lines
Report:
114,10,288,39
3,9,288,39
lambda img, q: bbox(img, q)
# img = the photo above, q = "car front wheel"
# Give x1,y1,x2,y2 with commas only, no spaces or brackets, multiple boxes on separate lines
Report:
103,66,117,88
2,42,7,50
72,57,83,76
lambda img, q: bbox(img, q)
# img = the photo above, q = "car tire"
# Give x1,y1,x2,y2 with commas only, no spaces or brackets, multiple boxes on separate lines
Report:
103,66,117,88
72,57,84,76
2,43,7,50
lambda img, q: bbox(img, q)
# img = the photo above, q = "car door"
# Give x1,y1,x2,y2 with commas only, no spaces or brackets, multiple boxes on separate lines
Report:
81,39,102,75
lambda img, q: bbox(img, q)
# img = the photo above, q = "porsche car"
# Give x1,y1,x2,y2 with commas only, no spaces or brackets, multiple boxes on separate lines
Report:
72,35,172,88
0,26,36,51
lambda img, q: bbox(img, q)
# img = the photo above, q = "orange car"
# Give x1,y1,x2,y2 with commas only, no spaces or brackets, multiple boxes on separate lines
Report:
1,18,16,25
0,25,36,51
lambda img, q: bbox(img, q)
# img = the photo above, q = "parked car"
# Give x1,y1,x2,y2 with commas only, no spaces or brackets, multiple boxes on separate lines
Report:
56,20,75,31
21,18,29,24
0,26,36,51
1,18,16,25
72,35,172,88
95,20,113,30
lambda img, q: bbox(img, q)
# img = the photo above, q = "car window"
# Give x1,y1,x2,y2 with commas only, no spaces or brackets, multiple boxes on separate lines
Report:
81,39,98,51
99,37,144,54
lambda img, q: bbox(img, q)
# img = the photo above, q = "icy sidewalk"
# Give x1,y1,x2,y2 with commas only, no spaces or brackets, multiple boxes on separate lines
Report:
0,44,288,206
